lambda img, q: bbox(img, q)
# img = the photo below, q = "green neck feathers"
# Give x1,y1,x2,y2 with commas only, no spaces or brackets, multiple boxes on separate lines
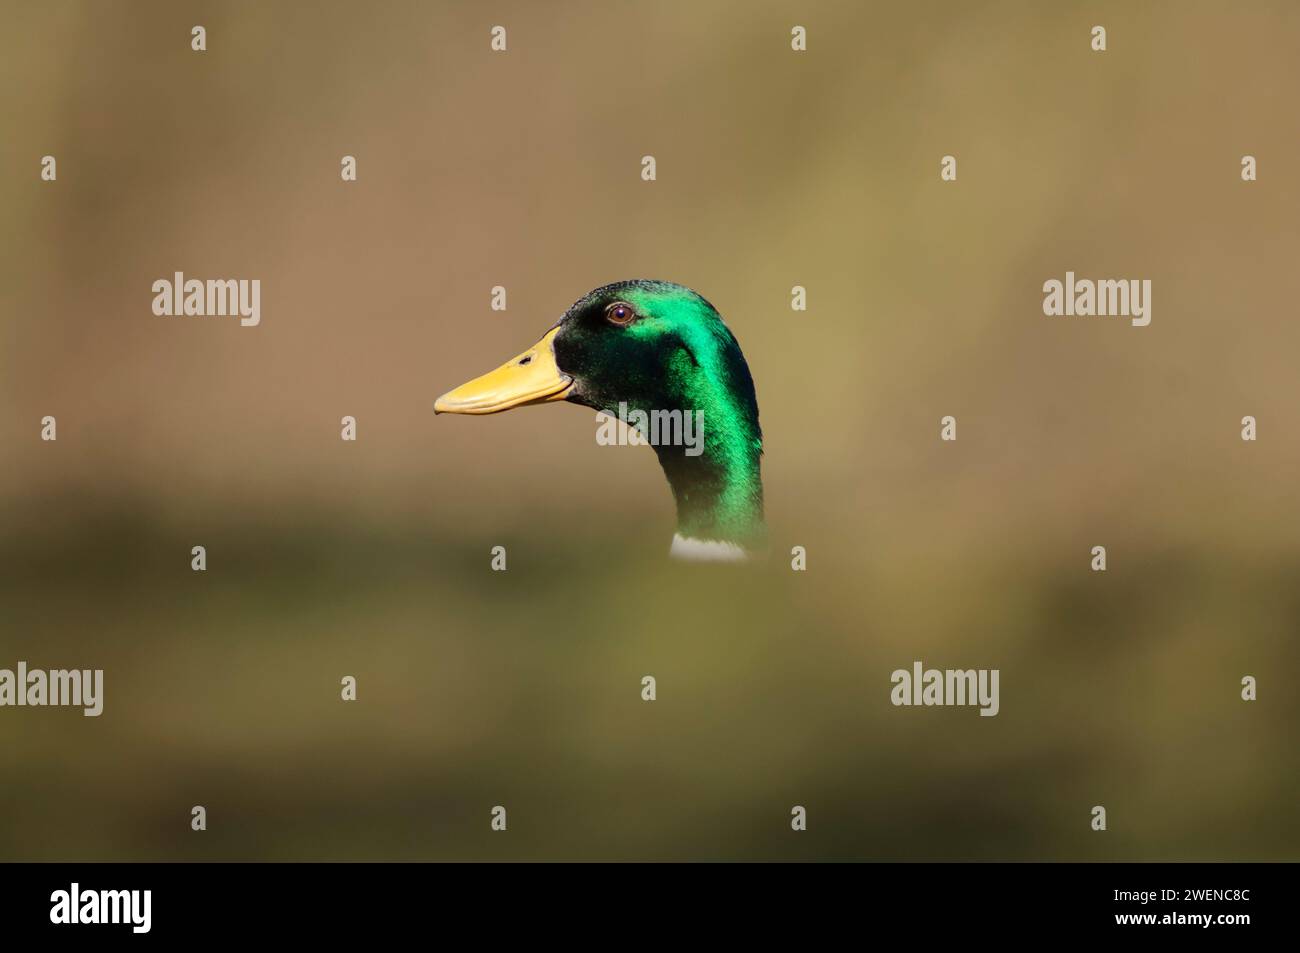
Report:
618,287,765,550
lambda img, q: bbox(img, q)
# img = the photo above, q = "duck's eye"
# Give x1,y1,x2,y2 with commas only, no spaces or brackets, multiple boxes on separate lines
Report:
605,301,636,326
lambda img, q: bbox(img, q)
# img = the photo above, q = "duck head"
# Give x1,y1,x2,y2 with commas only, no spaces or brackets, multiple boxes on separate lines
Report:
435,280,764,561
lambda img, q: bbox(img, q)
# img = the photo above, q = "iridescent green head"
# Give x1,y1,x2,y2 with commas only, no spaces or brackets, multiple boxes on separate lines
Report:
436,280,765,559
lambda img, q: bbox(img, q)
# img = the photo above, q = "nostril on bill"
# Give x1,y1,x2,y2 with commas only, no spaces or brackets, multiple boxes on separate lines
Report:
519,355,533,366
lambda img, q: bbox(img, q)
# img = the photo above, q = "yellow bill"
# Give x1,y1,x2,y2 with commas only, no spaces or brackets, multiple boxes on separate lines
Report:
434,325,573,415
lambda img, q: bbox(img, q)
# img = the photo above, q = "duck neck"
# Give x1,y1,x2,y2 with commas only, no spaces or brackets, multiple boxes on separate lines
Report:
652,417,764,557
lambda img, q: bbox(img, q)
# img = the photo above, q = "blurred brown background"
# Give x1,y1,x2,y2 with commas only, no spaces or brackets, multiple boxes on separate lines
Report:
1,0,1297,860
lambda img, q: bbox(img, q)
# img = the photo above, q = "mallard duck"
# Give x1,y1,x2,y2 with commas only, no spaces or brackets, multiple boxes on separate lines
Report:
435,280,764,561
